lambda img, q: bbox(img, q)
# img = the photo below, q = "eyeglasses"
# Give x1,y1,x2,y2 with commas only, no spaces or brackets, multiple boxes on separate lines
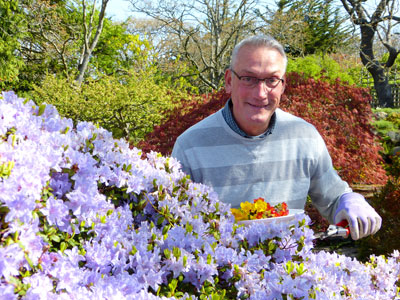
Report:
230,69,284,89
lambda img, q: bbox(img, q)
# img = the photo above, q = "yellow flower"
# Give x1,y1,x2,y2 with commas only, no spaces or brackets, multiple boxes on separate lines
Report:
231,208,247,221
240,201,253,215
254,200,268,213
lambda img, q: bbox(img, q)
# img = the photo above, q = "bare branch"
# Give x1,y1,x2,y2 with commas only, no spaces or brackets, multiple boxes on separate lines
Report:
127,0,257,90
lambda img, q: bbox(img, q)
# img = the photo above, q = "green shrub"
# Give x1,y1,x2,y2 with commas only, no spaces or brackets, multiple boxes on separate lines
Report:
31,70,190,143
372,108,400,157
287,54,359,85
358,155,400,258
372,108,400,135
373,107,400,115
386,112,400,128
374,119,396,133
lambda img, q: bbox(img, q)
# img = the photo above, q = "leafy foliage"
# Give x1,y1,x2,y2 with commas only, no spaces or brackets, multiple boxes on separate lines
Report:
31,69,189,143
0,0,26,90
140,73,387,185
3,1,157,92
374,119,397,134
287,54,359,85
373,109,400,135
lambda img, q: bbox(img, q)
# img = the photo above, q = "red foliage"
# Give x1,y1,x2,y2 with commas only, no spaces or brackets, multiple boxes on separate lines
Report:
281,73,387,185
138,89,229,156
138,72,387,185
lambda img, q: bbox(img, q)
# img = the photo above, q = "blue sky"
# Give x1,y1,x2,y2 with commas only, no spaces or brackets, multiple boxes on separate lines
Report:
106,0,132,21
105,0,379,23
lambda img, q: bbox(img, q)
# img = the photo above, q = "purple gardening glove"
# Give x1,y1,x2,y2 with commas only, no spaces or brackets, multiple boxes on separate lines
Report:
334,192,382,240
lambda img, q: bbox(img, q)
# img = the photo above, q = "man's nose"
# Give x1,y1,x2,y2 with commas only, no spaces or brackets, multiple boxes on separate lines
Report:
253,80,271,97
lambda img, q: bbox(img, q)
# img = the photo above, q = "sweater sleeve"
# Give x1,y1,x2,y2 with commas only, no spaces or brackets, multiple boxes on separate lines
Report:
308,134,352,223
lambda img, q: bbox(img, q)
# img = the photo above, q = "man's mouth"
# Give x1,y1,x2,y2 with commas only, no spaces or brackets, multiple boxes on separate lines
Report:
247,102,268,109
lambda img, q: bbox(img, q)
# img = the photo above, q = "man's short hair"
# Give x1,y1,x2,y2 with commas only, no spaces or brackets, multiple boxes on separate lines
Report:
230,35,287,72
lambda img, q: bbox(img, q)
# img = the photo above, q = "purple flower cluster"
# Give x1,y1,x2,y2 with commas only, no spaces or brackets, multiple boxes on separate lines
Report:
1,90,400,299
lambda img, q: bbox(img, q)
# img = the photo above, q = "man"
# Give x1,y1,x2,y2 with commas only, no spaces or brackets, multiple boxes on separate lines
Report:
171,35,381,240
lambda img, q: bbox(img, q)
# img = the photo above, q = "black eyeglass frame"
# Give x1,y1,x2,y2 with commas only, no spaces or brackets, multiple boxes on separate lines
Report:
230,69,284,88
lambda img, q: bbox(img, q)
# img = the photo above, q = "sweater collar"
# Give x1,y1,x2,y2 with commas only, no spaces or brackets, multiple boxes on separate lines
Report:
222,99,276,139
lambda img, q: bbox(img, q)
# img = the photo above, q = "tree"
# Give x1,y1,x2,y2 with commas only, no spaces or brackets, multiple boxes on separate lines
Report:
19,0,80,90
91,19,152,75
301,0,351,54
23,0,111,84
128,0,258,91
0,0,26,90
257,0,352,56
257,4,309,56
17,0,126,89
340,0,400,107
125,17,201,93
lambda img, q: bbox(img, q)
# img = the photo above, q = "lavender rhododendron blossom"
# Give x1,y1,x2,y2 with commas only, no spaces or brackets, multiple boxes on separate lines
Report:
1,90,400,299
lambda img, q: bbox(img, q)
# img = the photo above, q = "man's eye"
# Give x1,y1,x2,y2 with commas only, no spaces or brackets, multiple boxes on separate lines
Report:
267,78,280,84
242,77,257,84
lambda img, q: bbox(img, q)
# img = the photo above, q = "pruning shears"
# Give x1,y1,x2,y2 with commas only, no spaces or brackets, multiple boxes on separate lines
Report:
314,220,350,240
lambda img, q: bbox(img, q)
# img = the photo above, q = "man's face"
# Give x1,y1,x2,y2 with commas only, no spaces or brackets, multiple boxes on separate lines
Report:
225,46,286,136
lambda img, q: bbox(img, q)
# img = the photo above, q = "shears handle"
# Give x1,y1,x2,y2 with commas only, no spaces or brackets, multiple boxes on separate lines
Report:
336,220,350,236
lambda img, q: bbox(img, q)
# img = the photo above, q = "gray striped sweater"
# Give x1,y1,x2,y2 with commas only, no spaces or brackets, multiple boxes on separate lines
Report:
171,108,352,223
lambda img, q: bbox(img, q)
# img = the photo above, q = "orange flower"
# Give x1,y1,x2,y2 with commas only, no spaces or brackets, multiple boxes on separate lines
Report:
256,212,264,219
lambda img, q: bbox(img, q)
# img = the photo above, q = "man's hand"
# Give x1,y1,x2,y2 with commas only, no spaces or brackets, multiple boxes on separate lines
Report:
334,192,382,240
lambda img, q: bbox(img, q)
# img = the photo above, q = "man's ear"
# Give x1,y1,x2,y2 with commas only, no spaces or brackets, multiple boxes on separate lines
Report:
281,74,286,95
225,69,232,93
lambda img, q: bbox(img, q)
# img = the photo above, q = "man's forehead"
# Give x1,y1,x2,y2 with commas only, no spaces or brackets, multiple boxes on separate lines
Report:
233,46,285,71
238,44,280,55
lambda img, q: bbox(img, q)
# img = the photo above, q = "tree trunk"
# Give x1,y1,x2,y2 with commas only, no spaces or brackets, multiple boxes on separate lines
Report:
359,23,393,107
76,50,91,84
373,72,394,107
75,0,109,85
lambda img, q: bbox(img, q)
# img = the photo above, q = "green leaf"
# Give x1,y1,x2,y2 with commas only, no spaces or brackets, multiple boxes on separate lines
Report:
130,245,137,255
164,248,171,259
157,216,165,226
173,247,181,259
183,255,187,267
60,242,68,253
100,215,107,223
207,253,212,264
37,104,46,116
50,234,61,243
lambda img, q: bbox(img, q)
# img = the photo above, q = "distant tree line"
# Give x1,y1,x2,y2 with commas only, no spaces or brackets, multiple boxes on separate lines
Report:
1,0,399,106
